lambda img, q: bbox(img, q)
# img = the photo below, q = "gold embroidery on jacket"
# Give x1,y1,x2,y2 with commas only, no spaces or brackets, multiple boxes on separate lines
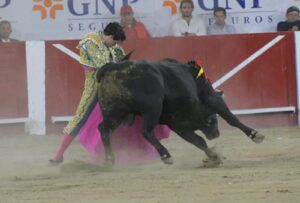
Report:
64,32,125,135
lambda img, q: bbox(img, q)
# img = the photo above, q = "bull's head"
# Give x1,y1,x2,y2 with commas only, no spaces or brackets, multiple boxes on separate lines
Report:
196,101,220,140
200,113,220,140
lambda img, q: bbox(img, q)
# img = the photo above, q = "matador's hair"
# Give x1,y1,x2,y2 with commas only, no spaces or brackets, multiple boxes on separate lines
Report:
104,22,126,41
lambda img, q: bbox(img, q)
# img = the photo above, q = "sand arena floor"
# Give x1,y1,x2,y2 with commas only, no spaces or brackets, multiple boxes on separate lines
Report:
0,127,300,203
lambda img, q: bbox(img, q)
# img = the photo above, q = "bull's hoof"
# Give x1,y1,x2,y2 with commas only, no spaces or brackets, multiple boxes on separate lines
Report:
252,133,265,144
103,157,114,169
203,147,222,168
161,155,173,165
202,157,222,168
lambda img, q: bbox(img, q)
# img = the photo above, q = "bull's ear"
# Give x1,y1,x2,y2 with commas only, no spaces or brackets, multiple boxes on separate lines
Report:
121,49,135,61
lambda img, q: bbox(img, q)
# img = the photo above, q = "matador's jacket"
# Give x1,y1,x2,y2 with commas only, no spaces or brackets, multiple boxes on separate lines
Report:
64,32,125,136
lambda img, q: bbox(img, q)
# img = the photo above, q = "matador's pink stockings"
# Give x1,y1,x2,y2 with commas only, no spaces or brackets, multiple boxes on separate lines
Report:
50,133,75,163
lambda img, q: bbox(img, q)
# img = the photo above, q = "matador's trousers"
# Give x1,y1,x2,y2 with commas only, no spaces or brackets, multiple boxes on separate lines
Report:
63,70,98,136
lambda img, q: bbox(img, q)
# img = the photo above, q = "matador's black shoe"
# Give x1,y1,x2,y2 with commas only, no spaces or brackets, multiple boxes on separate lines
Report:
49,157,64,166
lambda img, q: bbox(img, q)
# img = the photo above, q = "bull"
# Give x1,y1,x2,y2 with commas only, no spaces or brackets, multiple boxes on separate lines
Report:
96,58,265,166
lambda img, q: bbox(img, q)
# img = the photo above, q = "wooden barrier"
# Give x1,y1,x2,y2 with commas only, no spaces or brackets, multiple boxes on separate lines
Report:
0,32,298,135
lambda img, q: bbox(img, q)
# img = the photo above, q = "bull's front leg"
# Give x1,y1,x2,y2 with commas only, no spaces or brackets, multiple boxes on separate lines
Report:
202,88,265,144
174,129,222,167
214,100,265,144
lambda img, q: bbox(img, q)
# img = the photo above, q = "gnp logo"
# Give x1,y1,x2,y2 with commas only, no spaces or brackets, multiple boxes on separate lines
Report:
32,0,64,20
163,0,262,15
163,0,181,15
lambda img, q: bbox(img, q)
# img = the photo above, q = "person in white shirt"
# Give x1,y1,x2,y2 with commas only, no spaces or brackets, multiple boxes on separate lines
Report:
207,7,237,35
169,0,207,36
0,20,17,42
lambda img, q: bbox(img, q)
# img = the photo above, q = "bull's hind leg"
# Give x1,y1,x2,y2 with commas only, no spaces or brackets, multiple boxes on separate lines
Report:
202,86,265,144
174,129,222,167
98,121,114,166
98,113,122,166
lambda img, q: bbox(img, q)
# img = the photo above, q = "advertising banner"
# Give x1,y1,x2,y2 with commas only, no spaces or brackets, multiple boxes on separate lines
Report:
1,0,300,40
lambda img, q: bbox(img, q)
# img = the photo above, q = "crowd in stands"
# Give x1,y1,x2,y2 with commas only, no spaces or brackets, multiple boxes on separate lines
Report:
167,0,300,37
277,6,300,31
1,3,300,42
119,4,151,39
118,0,300,40
0,20,17,42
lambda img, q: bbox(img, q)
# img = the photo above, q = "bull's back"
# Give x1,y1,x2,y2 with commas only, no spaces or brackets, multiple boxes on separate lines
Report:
97,60,199,115
154,60,200,117
97,61,165,111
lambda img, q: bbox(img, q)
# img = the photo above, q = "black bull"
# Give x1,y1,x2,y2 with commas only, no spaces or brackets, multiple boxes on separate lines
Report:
96,58,265,166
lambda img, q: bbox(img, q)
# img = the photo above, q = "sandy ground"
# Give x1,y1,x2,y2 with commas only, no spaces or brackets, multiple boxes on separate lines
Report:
0,127,300,203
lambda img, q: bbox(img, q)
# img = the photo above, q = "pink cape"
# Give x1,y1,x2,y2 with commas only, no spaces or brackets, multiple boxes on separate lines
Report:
79,104,170,165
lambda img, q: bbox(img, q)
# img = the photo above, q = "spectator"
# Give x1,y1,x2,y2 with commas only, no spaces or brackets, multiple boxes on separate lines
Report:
119,5,150,39
0,20,17,42
207,7,237,35
169,0,206,36
277,6,300,31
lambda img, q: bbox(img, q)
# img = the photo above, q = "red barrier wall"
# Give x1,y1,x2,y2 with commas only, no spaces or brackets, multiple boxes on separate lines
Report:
0,42,28,117
124,33,296,111
122,32,297,128
45,32,297,133
45,41,84,133
0,42,28,134
0,33,297,135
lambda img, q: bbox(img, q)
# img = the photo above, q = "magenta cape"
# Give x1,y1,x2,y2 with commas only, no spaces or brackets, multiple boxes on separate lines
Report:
79,104,170,165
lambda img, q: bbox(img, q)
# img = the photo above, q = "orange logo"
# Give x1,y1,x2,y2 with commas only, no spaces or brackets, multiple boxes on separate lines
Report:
163,0,181,15
33,0,64,20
